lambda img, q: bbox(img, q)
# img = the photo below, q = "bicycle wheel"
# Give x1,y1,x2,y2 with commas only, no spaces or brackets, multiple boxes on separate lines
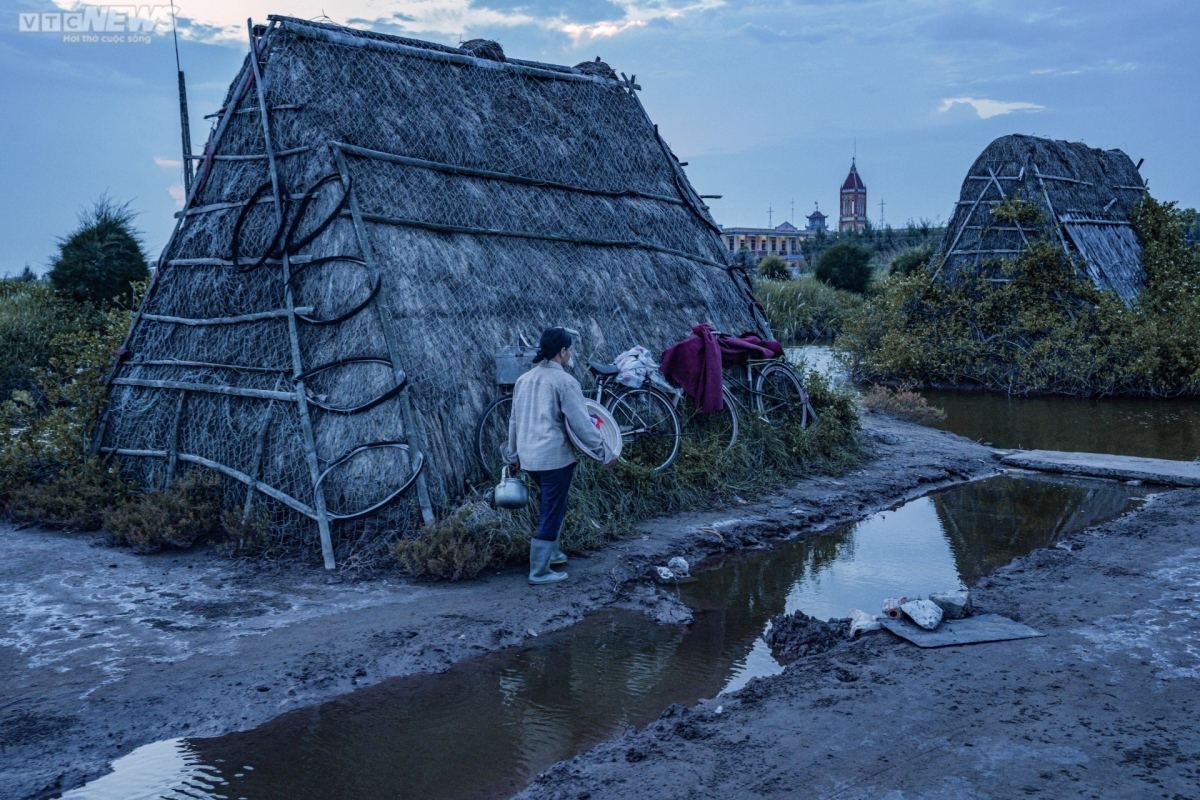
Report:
474,395,512,482
605,387,681,471
754,363,810,427
677,387,739,451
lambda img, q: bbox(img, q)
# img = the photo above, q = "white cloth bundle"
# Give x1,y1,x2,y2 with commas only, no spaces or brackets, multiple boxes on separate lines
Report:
614,345,658,389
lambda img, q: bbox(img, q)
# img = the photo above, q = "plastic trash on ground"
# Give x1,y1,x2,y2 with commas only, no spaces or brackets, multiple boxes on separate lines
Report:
652,566,676,584
882,597,906,619
667,557,690,578
847,608,882,637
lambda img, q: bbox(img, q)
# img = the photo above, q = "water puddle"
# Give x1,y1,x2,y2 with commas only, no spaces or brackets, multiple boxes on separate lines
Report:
64,474,1146,800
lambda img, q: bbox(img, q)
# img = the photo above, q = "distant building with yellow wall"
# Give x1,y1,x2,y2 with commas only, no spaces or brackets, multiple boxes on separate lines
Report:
719,207,828,267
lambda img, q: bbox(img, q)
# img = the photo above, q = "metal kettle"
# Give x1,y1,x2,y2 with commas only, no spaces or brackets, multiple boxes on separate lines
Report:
493,471,529,509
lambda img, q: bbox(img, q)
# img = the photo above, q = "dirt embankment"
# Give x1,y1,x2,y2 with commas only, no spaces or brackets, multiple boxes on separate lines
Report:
515,489,1200,800
0,413,996,800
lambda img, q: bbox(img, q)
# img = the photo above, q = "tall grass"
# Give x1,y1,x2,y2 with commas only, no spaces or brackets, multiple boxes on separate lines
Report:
755,276,864,343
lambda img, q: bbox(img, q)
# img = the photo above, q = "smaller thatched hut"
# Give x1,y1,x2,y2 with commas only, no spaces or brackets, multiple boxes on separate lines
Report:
935,134,1147,299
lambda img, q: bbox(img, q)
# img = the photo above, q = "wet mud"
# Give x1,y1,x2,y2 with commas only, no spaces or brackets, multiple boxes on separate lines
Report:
516,489,1200,800
1,412,997,799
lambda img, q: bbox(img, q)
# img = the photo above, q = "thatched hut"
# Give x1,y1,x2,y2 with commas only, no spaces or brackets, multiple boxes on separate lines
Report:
934,134,1147,299
95,17,763,566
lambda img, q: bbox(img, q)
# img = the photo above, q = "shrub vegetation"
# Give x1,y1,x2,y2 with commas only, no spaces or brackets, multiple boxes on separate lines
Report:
48,197,149,306
0,279,102,403
860,385,946,426
838,195,1200,396
756,255,790,281
814,243,874,295
888,243,935,277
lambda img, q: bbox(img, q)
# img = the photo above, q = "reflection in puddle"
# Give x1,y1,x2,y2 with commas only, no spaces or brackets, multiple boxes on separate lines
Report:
58,738,230,800
922,389,1200,461
66,474,1145,800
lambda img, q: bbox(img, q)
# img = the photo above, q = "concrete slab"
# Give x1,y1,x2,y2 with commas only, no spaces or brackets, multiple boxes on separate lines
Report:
880,613,1045,648
1001,449,1200,487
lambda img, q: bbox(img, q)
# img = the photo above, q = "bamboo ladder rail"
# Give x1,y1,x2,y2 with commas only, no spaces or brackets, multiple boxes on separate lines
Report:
96,25,324,537
91,54,259,458
331,145,436,525
246,18,338,569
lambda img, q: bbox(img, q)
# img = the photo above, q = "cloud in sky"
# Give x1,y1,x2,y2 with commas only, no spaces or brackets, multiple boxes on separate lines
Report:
43,0,717,44
938,97,1046,119
4,0,1196,276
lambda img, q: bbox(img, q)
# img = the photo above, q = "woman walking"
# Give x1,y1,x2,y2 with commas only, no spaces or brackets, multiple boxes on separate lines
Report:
502,327,617,585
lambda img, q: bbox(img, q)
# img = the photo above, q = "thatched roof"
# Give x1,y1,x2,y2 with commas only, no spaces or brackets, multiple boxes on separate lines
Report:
96,16,762,565
934,134,1147,300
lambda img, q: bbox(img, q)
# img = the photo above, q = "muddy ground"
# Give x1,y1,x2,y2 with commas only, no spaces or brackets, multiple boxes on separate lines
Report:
0,413,996,800
517,489,1200,799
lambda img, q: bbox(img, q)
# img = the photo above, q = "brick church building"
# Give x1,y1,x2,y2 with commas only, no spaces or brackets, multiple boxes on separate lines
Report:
839,159,868,232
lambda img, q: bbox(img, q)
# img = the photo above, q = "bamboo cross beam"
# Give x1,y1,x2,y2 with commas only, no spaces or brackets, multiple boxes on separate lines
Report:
336,142,687,207
112,378,297,401
140,308,312,326
100,447,317,518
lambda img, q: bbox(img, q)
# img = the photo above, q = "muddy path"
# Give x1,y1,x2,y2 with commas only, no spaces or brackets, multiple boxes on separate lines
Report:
0,414,998,800
515,489,1200,800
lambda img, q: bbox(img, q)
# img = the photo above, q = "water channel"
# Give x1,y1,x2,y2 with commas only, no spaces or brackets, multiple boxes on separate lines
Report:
787,344,1200,461
65,473,1147,800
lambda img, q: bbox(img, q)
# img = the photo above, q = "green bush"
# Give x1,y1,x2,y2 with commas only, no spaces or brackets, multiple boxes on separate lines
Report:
814,243,874,295
391,501,525,580
8,459,129,530
755,276,864,343
103,472,225,553
838,195,1200,396
0,287,137,517
888,243,935,277
0,279,101,403
393,373,865,579
49,197,149,306
756,255,790,281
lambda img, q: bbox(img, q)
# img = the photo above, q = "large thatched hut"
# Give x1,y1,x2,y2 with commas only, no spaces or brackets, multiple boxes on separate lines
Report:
934,134,1147,299
95,17,763,566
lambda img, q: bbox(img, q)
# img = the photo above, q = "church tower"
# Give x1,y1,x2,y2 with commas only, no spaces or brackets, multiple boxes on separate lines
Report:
839,159,868,232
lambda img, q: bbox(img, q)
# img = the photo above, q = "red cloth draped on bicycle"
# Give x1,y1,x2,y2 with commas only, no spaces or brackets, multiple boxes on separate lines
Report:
659,324,784,413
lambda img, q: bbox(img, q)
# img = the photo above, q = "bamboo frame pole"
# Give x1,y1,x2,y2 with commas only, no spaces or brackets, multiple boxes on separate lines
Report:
247,18,337,569
91,55,257,458
333,145,435,525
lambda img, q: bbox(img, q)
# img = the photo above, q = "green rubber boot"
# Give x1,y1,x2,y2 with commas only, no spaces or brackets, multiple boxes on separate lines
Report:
550,536,568,567
529,538,568,585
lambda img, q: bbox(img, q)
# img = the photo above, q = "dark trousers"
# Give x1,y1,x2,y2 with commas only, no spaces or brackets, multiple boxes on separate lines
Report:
528,463,575,542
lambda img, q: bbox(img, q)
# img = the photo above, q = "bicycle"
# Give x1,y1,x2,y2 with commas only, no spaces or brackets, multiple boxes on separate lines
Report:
719,337,817,429
474,340,815,480
474,361,685,478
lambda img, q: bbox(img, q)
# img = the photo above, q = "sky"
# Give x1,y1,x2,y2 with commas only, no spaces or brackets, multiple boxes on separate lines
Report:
2,0,1197,275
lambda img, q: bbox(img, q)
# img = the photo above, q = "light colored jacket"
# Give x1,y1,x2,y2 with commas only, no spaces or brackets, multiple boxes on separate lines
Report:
502,361,612,472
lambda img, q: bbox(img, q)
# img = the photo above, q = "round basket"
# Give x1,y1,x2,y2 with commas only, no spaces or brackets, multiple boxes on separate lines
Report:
567,400,623,462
